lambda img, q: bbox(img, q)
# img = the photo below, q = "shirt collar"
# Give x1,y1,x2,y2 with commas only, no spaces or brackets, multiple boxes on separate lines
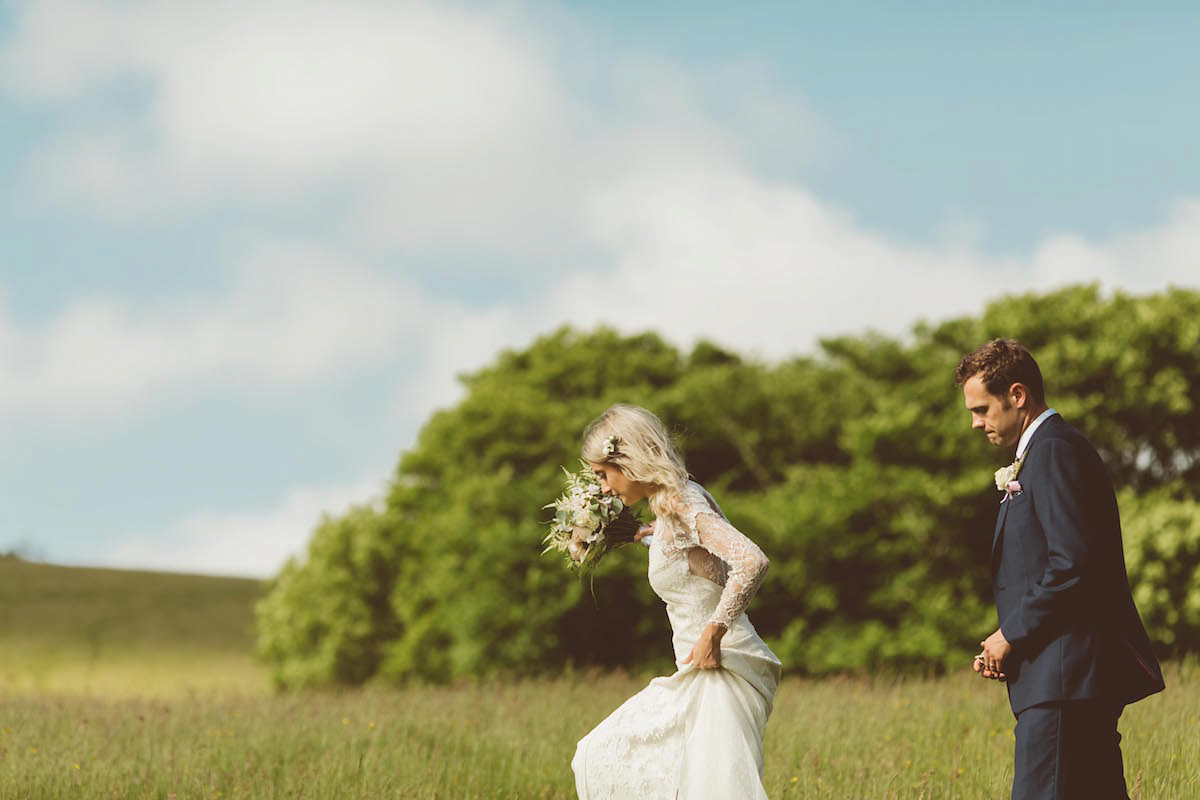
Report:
1017,407,1057,460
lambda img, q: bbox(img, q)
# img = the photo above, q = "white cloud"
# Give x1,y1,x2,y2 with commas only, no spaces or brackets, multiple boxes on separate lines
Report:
701,58,843,179
398,166,1200,424
1,0,843,265
83,183,1200,576
395,302,533,418
0,244,428,427
6,0,1199,431
97,472,387,577
574,160,1009,356
5,0,1200,581
0,0,140,100
5,0,587,255
1031,198,1200,293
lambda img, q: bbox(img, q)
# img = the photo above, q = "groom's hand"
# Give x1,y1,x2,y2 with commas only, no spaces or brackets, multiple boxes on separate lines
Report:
973,653,1006,681
976,627,1011,681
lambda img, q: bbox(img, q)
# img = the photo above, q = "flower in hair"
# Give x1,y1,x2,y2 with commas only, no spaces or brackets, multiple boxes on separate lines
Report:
602,435,619,458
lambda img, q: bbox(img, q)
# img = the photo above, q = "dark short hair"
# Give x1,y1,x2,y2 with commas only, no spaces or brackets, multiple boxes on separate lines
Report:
954,338,1046,404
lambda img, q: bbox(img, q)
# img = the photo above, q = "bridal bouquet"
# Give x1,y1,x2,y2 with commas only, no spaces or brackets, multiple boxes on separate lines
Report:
542,464,644,575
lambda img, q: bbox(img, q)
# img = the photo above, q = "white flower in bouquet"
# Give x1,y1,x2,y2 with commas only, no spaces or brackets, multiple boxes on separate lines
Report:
573,509,601,532
542,463,645,576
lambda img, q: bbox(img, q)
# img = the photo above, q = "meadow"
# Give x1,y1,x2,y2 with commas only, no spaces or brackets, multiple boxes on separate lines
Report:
2,558,1197,799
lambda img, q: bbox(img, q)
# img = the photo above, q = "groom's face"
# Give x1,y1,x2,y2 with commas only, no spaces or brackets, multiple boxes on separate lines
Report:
962,374,1022,448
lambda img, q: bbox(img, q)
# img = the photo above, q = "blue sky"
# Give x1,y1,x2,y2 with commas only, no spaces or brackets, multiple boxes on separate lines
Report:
2,0,1198,577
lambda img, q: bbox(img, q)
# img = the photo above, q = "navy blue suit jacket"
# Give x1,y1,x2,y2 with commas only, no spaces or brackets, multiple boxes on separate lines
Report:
992,414,1164,715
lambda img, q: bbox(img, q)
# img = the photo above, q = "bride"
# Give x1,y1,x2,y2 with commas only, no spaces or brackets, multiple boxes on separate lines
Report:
571,404,782,799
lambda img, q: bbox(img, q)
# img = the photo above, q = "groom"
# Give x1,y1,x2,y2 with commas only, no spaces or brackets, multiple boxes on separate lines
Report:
955,338,1164,800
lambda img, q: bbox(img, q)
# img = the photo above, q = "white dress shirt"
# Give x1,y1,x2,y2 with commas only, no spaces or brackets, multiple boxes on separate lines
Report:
1017,407,1058,460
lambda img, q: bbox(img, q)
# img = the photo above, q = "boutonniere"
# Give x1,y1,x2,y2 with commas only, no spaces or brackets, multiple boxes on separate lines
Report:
994,454,1025,503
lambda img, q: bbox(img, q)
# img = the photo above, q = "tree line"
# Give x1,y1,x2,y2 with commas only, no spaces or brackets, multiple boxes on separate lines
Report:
256,284,1200,687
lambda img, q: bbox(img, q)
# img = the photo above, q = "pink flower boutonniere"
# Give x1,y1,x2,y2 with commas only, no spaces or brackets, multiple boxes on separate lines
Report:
995,455,1026,504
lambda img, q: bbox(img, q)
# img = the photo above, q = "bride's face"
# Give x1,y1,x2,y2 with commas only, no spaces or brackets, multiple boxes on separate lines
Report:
589,461,652,505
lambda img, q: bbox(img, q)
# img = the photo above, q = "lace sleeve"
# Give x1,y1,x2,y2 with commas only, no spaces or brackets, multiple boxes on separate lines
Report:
679,484,770,629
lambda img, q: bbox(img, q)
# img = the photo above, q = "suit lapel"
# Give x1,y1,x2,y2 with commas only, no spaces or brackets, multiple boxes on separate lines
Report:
991,499,1008,558
991,413,1063,558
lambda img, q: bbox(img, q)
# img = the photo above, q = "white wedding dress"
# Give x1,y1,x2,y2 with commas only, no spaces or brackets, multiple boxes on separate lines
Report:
572,481,782,799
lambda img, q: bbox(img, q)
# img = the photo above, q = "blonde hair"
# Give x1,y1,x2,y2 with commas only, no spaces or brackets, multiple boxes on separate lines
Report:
581,404,689,521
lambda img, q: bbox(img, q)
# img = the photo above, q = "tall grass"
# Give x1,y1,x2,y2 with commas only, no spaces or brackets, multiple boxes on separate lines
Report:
2,559,1196,798
2,665,1195,799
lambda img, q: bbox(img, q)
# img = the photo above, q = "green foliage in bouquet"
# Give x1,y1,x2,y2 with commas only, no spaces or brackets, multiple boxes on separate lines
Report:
256,286,1200,686
542,464,645,576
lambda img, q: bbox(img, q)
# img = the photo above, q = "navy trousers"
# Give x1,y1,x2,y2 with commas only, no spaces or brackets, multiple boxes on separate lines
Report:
1011,700,1128,800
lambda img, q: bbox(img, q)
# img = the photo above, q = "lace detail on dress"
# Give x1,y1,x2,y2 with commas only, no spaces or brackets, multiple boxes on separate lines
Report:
573,479,780,800
573,679,687,799
661,481,770,630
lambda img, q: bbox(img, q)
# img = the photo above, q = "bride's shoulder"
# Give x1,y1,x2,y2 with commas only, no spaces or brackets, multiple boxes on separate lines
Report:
679,480,722,516
675,480,706,505
660,481,703,519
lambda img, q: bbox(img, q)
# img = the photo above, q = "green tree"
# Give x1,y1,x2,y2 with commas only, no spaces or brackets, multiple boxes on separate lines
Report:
257,286,1200,687
255,506,402,688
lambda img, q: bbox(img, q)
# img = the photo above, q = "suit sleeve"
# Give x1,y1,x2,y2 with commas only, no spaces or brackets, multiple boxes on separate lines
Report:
999,437,1094,648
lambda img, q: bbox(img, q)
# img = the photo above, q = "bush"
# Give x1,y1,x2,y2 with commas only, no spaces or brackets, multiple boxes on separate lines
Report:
257,287,1200,686
1121,487,1200,654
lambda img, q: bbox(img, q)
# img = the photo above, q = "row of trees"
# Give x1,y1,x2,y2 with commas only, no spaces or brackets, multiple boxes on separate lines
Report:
256,284,1200,687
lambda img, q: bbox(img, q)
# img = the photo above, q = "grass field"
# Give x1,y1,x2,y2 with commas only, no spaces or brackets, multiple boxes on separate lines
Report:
0,556,266,696
2,558,1197,799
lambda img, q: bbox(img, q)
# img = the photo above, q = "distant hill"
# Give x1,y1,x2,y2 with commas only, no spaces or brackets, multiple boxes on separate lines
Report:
0,555,267,693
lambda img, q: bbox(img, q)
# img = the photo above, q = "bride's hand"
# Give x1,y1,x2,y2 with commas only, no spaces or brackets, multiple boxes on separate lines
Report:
568,527,590,563
635,523,655,543
682,623,725,670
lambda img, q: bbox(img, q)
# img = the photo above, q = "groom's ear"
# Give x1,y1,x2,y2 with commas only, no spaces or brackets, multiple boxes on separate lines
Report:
1009,382,1030,409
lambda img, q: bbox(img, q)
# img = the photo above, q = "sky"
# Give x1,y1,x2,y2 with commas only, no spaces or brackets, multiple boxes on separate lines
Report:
2,0,1198,578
